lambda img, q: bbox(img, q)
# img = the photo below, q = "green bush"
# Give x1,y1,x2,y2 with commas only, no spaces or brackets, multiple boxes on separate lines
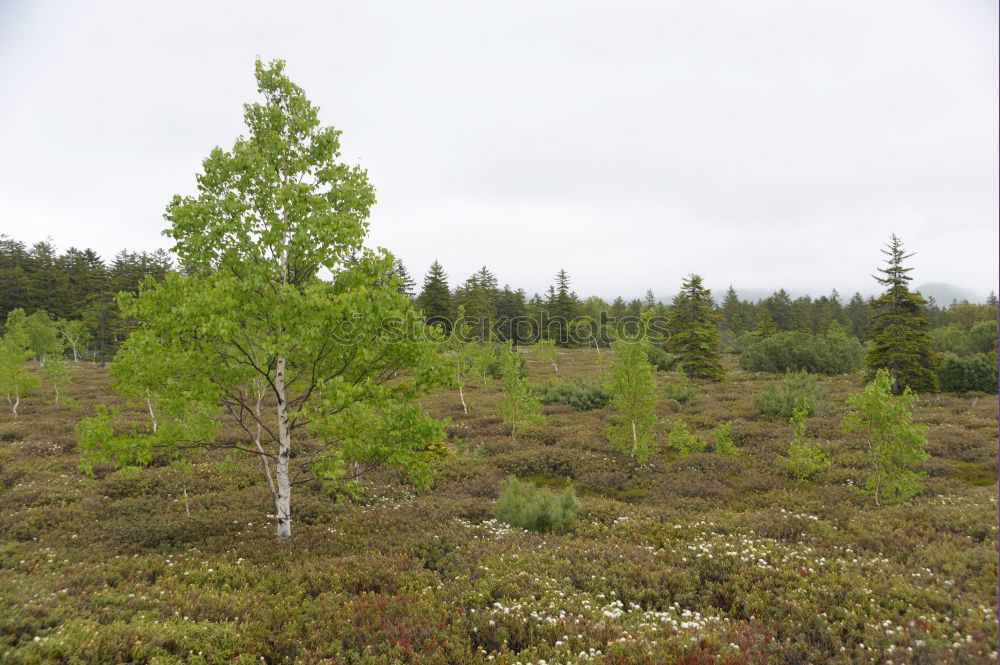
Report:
666,420,706,455
484,345,528,379
781,405,830,481
494,476,578,533
969,320,998,354
663,374,696,403
930,325,975,356
534,378,610,411
938,352,998,394
739,331,863,375
752,371,828,418
709,422,739,456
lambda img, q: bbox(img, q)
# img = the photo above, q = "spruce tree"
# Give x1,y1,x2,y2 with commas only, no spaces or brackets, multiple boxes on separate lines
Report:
546,269,579,345
392,258,416,298
721,285,747,333
416,260,452,333
669,274,724,381
864,234,937,394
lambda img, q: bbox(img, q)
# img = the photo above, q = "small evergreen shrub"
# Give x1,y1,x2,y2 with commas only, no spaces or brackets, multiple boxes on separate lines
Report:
752,371,828,418
938,352,998,394
740,331,863,375
534,378,611,411
666,420,706,455
709,422,739,456
663,375,696,404
781,405,830,481
494,476,578,533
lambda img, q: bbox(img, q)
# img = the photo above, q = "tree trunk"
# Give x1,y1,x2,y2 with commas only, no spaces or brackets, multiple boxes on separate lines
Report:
146,390,157,432
12,390,19,416
274,354,292,540
458,382,468,414
631,419,638,456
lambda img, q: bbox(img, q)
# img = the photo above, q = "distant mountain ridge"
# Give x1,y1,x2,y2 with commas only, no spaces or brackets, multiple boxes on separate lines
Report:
640,283,991,305
912,283,990,306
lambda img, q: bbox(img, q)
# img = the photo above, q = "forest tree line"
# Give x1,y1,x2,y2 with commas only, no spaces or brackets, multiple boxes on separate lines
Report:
1,233,996,364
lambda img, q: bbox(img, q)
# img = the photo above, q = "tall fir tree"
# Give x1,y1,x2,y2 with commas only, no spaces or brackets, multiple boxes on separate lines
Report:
669,274,724,381
392,258,416,298
416,260,452,333
546,269,579,345
864,234,937,394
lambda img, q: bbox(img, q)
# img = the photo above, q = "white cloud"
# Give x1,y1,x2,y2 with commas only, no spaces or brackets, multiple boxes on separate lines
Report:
0,0,996,300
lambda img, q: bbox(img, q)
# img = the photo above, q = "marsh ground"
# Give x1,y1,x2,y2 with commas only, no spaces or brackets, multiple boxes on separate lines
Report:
1,349,997,664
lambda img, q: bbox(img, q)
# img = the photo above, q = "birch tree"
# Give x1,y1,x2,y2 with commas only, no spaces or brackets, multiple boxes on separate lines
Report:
57,319,89,363
841,369,929,506
607,339,658,462
0,334,38,416
498,346,542,438
76,59,447,541
533,339,559,373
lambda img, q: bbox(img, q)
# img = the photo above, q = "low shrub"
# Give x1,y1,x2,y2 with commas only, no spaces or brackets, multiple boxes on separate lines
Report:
938,352,998,394
666,420,706,455
739,331,863,375
781,406,830,481
534,378,610,411
662,375,696,404
494,476,578,533
752,371,828,418
709,422,739,456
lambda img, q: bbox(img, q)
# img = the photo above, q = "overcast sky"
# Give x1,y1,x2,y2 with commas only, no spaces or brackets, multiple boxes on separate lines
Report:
0,1,996,301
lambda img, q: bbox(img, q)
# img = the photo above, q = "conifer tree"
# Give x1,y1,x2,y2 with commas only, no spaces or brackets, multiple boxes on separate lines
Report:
416,260,452,333
755,308,778,337
546,269,579,345
864,234,937,394
606,339,658,462
392,259,416,298
721,285,750,333
669,274,724,381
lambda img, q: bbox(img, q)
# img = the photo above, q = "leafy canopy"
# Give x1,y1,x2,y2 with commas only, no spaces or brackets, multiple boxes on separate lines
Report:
78,60,448,533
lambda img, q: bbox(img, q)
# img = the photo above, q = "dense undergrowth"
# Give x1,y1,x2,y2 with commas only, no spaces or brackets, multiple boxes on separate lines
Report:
0,350,996,664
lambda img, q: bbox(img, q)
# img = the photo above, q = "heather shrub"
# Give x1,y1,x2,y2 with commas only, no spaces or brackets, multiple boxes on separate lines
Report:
534,378,611,411
494,476,578,533
753,371,828,418
739,330,863,375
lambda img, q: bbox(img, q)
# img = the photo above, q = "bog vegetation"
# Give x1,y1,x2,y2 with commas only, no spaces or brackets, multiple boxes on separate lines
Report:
0,59,997,664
